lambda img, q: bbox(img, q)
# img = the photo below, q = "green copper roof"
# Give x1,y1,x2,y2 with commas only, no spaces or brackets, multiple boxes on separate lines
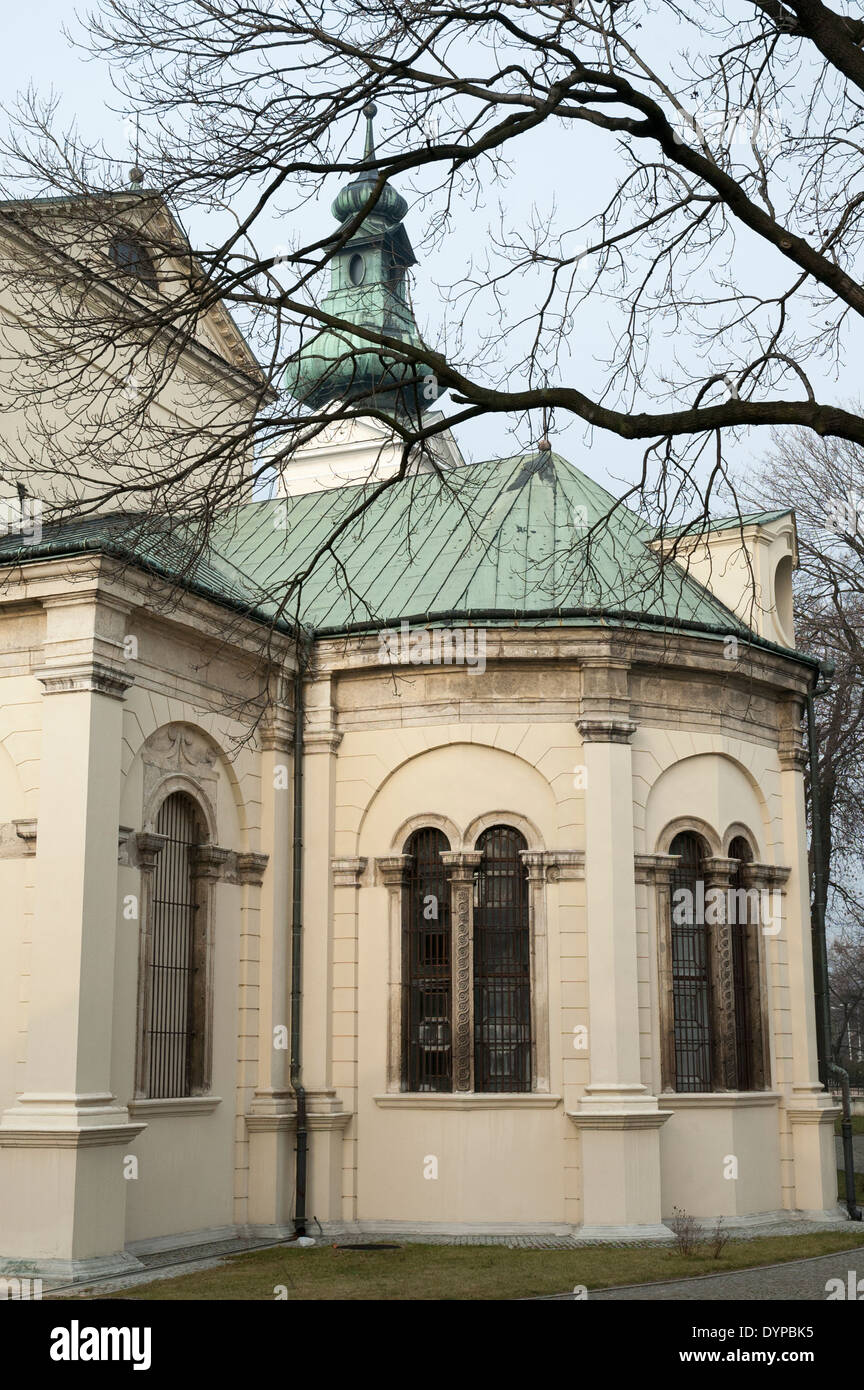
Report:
203,450,771,638
0,450,815,665
662,508,793,537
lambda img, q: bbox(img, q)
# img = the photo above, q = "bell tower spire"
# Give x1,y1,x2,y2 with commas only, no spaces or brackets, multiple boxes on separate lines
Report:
288,102,441,420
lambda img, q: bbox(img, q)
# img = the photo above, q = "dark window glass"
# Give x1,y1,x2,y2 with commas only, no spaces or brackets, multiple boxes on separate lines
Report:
403,828,452,1092
669,831,712,1091
473,826,531,1092
109,233,158,289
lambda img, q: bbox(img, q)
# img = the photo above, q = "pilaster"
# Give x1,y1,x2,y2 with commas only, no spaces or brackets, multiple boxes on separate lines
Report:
0,595,144,1277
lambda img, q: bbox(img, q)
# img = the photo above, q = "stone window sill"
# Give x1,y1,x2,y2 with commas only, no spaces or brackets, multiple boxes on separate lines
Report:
374,1092,561,1111
128,1095,222,1118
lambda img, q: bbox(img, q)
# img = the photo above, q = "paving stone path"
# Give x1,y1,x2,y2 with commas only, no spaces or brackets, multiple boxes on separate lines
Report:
541,1247,864,1300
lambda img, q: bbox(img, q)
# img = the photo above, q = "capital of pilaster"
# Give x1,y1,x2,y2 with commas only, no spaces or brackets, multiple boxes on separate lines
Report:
236,851,270,886
376,854,411,888
521,849,585,882
35,659,133,701
303,728,343,754
190,844,232,880
441,850,483,882
134,831,167,871
742,862,790,891
702,856,739,888
332,856,368,888
634,852,679,885
577,717,637,744
260,707,295,753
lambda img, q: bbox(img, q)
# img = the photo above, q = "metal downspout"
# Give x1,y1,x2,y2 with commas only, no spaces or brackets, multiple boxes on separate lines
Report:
290,646,308,1235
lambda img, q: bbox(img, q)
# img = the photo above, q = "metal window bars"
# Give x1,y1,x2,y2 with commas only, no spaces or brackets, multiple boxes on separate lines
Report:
473,826,531,1093
146,792,201,1098
403,828,453,1092
669,831,713,1092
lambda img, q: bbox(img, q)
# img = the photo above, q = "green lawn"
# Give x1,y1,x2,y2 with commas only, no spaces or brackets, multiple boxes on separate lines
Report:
105,1227,864,1301
834,1115,864,1135
838,1166,864,1204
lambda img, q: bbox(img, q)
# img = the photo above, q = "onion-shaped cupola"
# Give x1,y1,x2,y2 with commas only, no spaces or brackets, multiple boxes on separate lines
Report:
287,102,442,419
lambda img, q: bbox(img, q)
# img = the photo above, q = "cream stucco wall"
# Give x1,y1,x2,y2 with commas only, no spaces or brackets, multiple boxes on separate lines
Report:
0,568,842,1271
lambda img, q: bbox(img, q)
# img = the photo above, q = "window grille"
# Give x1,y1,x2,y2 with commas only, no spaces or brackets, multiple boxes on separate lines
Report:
473,826,531,1092
145,792,201,1098
729,836,755,1090
669,831,713,1091
403,828,452,1092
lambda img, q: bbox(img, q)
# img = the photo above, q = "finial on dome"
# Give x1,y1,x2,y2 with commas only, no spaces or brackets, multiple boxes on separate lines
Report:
129,165,144,187
538,436,551,452
361,101,378,166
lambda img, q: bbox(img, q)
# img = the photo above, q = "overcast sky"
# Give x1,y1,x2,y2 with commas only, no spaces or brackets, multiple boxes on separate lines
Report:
2,3,860,505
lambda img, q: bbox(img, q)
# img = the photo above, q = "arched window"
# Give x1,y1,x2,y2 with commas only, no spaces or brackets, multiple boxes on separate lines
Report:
109,232,158,289
473,826,531,1092
729,836,758,1091
402,828,452,1092
669,831,713,1092
144,792,204,1097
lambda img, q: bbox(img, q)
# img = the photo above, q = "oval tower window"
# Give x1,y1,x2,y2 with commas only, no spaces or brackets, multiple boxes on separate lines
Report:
348,253,366,286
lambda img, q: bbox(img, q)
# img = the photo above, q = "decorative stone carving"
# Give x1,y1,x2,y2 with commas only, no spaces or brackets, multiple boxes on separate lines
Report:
452,880,473,1092
146,723,218,774
141,723,219,834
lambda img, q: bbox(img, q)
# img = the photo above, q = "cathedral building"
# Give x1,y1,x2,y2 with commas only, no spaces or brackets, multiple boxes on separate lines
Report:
0,112,842,1280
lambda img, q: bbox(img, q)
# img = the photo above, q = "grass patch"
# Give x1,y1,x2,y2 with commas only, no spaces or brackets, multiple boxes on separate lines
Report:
833,1115,864,1136
107,1227,864,1301
838,1166,864,1204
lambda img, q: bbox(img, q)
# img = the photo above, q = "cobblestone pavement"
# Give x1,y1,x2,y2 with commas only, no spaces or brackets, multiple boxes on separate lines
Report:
541,1247,864,1300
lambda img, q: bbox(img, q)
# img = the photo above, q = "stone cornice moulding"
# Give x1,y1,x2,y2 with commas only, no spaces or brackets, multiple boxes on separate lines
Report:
331,856,368,888
34,659,133,701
